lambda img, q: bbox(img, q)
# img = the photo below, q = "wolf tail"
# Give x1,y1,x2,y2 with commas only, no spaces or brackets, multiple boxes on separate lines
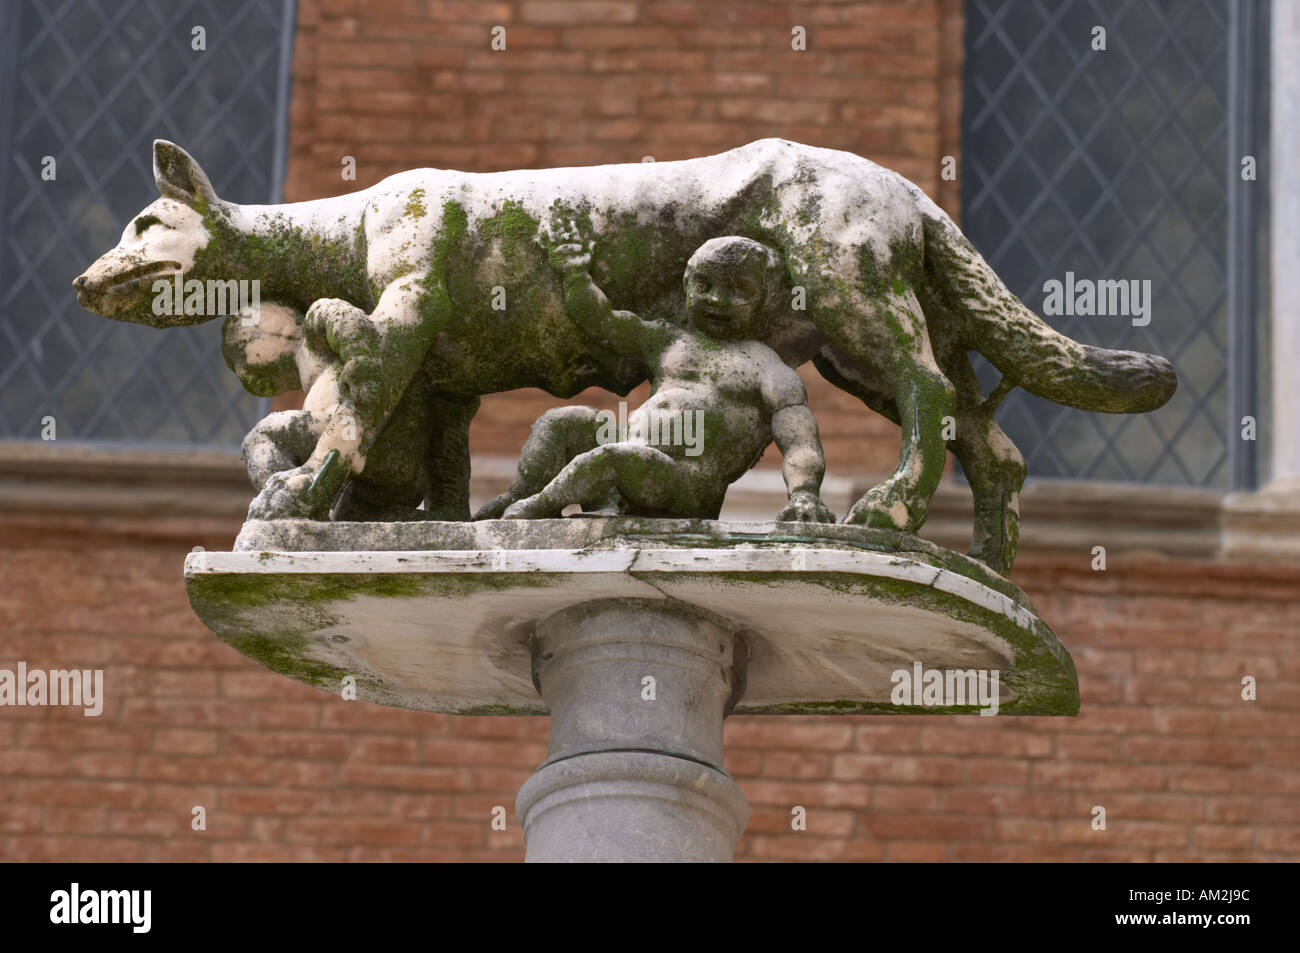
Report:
918,199,1176,414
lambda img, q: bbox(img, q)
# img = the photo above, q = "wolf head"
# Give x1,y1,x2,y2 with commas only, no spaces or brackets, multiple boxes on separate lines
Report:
73,141,223,327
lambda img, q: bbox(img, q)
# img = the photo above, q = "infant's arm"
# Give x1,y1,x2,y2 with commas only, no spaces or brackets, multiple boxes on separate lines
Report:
545,233,674,361
760,355,836,523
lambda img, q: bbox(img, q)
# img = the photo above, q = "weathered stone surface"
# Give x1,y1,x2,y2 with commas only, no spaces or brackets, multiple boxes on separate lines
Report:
77,138,1178,573
516,751,748,864
187,518,1078,717
532,599,744,766
72,134,1180,863
515,600,749,862
230,515,1032,602
475,231,836,524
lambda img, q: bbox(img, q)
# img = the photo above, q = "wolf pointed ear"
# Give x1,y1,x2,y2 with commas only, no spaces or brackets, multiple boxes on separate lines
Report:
153,140,218,210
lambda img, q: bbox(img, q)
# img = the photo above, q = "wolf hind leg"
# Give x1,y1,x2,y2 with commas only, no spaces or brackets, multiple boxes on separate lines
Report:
951,414,1024,576
945,355,1025,575
816,341,1024,573
812,279,955,533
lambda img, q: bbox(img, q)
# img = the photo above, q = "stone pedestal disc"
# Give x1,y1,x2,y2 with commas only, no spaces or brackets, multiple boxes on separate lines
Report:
185,518,1078,717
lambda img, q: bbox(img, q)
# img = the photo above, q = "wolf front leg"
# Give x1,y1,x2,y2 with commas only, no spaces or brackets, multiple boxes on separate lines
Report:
247,274,443,521
820,285,955,534
422,393,480,521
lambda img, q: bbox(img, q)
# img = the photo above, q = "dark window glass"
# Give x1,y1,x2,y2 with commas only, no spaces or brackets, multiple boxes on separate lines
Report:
961,0,1269,488
0,0,295,447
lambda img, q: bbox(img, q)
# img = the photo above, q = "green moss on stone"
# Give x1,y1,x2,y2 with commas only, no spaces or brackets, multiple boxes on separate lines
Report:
459,703,546,716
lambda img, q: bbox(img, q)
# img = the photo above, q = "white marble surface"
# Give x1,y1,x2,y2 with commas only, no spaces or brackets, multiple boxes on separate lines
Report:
186,523,1078,716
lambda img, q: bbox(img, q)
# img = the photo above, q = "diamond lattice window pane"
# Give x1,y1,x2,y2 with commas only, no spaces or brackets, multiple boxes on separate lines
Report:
0,0,293,446
960,0,1268,488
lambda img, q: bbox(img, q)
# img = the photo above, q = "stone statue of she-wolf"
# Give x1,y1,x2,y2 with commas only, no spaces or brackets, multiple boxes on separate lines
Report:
74,138,1176,574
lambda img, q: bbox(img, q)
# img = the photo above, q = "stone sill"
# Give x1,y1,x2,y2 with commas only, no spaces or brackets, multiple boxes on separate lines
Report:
1,441,1296,564
0,440,256,521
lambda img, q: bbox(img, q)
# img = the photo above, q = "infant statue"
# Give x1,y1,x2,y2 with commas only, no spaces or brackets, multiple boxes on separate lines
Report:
476,217,836,524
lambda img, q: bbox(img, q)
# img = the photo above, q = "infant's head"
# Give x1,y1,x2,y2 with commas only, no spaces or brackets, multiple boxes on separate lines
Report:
683,237,783,340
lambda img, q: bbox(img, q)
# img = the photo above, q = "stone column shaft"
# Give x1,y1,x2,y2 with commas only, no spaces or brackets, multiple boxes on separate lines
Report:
515,598,749,862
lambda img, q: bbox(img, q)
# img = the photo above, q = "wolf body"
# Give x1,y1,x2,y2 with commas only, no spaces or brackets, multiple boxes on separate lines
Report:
75,139,1176,573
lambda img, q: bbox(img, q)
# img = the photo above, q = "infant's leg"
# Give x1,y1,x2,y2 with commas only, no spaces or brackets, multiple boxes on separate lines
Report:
473,406,603,519
241,410,323,491
503,443,693,519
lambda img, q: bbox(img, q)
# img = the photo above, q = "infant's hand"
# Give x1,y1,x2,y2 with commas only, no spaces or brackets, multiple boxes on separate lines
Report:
548,242,592,274
777,489,836,524
540,216,593,273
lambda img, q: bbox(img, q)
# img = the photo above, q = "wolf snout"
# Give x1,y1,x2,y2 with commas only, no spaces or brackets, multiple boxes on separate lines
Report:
72,271,110,294
72,272,102,304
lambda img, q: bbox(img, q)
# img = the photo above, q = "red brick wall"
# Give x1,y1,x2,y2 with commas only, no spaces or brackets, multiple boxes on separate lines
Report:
287,0,966,477
3,517,1297,861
